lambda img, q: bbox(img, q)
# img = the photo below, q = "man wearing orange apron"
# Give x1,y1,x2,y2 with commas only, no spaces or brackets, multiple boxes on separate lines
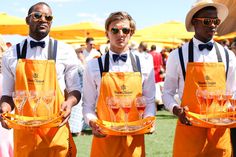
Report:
0,2,81,157
83,11,156,156
162,1,236,156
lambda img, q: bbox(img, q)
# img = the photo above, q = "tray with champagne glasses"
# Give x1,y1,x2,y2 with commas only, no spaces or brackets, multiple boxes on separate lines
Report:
95,96,155,136
0,90,64,129
1,111,65,129
96,116,156,136
189,88,236,128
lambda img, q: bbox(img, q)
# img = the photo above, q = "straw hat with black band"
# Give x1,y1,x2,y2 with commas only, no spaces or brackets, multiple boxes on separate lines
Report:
185,0,228,32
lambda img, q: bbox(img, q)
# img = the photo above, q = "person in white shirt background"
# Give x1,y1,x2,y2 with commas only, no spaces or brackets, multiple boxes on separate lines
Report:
162,0,236,156
82,37,102,62
82,11,156,156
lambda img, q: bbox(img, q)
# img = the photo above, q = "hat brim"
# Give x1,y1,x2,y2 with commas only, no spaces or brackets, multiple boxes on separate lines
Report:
185,2,228,32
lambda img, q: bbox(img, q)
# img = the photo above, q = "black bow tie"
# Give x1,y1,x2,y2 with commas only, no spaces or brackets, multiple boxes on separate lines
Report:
112,54,127,62
198,42,213,51
30,40,45,48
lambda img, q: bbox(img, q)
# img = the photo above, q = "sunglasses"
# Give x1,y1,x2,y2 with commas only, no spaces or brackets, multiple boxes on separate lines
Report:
194,18,221,26
28,12,53,22
111,27,131,34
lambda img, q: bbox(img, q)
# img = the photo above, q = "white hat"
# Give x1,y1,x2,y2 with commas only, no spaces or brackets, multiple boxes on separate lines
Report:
185,0,228,32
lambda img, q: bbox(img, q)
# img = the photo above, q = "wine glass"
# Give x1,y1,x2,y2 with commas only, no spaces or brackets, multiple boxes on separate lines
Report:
106,97,120,125
215,90,227,123
202,90,214,122
229,92,236,121
135,96,146,120
196,88,206,117
28,90,41,120
12,90,27,122
120,97,132,131
222,90,233,123
42,90,55,120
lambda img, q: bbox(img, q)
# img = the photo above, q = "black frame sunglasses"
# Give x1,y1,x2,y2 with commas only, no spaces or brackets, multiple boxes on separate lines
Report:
28,12,53,22
111,27,131,34
194,18,221,26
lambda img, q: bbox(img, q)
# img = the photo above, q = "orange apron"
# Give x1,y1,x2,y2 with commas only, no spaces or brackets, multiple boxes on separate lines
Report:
13,40,76,157
173,40,231,157
90,52,145,157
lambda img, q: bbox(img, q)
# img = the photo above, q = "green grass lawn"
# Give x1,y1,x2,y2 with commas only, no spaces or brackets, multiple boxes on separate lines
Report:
73,109,177,157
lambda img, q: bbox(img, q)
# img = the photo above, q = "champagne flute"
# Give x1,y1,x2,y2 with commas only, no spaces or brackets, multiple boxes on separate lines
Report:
135,96,146,120
202,90,214,122
42,90,55,120
196,88,206,117
12,90,27,123
215,90,227,123
28,90,41,121
120,97,132,131
229,92,236,121
223,90,233,123
106,97,120,126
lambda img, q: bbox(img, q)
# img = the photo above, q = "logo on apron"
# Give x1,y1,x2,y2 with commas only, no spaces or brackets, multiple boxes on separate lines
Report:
114,84,133,96
198,75,216,88
28,72,45,85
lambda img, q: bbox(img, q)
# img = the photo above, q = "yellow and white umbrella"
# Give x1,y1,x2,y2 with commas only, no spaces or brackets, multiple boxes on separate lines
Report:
0,13,28,35
50,22,105,39
134,21,194,40
214,32,236,40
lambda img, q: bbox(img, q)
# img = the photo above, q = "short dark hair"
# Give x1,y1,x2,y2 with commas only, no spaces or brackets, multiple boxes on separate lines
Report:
151,45,156,51
28,2,51,15
85,37,94,43
139,42,148,51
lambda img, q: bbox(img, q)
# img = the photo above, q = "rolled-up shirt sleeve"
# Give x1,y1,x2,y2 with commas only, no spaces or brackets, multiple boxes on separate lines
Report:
61,44,82,93
82,61,99,125
162,50,180,113
141,57,157,118
2,47,17,96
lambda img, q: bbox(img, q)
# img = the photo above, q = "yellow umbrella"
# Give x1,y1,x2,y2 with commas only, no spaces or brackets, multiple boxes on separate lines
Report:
50,22,105,39
0,13,28,35
60,36,108,49
214,0,236,35
134,21,194,40
214,32,236,40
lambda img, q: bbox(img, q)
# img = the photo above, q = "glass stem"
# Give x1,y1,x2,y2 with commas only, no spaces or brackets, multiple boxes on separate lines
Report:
125,113,128,131
113,114,116,127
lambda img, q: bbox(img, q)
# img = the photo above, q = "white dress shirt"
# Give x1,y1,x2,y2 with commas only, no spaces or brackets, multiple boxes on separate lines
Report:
2,35,82,96
83,48,101,62
82,50,156,124
162,37,236,113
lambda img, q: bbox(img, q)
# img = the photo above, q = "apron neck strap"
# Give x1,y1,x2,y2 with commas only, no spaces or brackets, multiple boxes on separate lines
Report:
97,51,141,77
16,39,27,59
16,38,58,61
188,39,222,62
178,38,227,81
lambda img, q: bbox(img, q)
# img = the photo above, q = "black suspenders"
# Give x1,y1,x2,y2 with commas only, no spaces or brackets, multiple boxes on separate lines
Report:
98,52,141,78
178,39,229,81
16,38,58,61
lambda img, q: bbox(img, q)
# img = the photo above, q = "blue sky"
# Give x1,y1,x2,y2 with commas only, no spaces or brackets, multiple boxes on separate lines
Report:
1,0,196,44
